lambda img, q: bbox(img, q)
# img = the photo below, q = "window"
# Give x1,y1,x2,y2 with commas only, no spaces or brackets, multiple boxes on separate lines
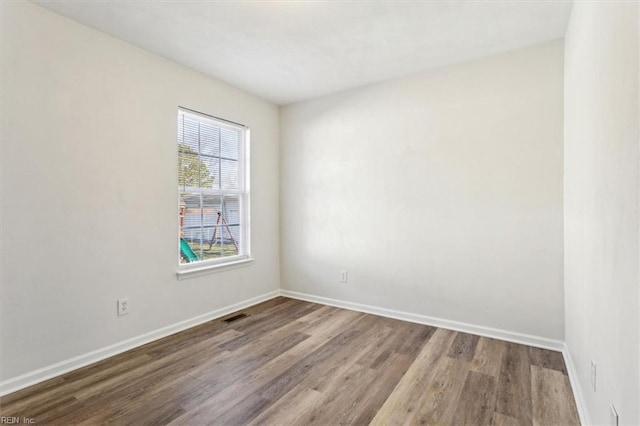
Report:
177,108,249,270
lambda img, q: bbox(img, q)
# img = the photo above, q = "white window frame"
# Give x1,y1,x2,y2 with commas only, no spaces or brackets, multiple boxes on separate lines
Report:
176,107,251,278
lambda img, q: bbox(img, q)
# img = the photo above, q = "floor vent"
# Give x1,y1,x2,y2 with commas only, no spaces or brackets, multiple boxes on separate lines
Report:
223,313,248,323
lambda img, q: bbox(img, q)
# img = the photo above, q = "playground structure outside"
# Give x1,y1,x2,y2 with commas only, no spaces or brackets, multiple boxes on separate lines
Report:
179,198,240,264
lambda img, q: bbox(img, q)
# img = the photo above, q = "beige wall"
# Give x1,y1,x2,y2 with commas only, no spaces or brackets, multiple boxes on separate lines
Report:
0,1,280,382
280,41,565,340
564,2,640,424
10,5,639,420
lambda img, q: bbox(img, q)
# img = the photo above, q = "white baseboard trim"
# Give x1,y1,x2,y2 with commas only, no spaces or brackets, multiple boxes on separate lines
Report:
562,344,591,425
0,289,280,397
280,290,565,352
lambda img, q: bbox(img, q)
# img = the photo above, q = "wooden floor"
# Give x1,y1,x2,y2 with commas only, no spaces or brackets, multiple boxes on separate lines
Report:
0,297,580,425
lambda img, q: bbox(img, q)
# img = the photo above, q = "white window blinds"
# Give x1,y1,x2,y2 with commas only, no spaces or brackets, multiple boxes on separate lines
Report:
177,109,249,268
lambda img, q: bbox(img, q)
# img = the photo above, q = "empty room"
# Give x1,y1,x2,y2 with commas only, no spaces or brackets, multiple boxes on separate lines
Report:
1,0,638,424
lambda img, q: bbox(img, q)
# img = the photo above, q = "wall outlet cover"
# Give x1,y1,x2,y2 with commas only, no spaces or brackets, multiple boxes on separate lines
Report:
117,298,129,316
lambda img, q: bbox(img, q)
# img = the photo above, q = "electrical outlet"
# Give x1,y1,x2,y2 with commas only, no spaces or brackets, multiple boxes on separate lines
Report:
339,270,348,283
590,360,597,392
610,404,618,426
117,298,129,316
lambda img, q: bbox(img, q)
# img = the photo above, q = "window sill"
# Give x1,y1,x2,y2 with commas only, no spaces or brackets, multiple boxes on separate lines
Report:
176,257,254,280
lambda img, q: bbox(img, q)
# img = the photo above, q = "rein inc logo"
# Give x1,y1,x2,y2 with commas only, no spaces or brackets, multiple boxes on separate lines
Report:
1,418,35,424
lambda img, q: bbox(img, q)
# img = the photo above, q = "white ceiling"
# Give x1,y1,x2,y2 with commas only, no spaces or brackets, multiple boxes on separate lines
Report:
34,0,573,105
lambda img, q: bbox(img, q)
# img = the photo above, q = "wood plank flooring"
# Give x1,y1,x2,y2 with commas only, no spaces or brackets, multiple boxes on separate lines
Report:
0,297,580,425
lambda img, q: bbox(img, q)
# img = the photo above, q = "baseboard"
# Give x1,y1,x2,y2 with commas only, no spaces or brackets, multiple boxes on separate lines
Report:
280,290,565,351
562,344,592,425
0,289,280,397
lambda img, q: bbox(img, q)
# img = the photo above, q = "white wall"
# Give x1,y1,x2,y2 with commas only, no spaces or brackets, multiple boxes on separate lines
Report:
280,41,565,340
0,1,280,383
564,2,640,425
